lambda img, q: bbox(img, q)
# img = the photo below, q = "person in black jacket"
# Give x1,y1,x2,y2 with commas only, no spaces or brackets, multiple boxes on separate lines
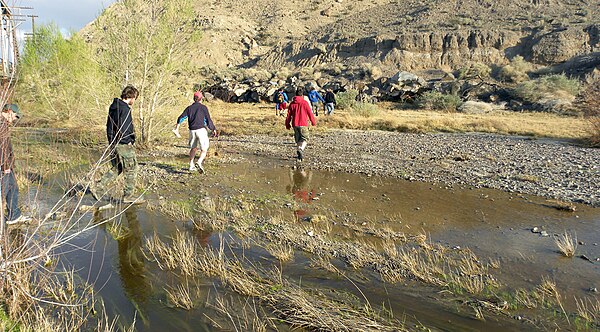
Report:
324,88,336,116
91,85,143,204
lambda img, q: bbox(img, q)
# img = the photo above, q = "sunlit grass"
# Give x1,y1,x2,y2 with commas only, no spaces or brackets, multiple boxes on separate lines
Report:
555,231,577,257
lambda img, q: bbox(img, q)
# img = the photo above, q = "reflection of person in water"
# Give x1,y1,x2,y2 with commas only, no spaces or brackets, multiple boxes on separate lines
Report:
287,168,315,220
116,206,151,304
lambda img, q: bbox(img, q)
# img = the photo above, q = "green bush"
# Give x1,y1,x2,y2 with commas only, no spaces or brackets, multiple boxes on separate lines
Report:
417,91,462,112
514,74,581,103
336,90,358,110
351,102,380,117
499,56,533,83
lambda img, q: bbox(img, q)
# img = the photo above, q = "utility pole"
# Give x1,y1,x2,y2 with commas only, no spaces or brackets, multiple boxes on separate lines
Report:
28,14,37,42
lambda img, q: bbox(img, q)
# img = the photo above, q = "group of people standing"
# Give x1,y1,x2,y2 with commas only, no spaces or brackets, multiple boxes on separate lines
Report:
274,86,336,117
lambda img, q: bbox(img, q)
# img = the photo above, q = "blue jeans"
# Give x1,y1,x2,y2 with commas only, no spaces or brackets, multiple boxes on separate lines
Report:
325,103,335,115
1,171,21,221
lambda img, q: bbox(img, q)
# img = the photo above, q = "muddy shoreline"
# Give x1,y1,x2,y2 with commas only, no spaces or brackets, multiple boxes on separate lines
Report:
218,130,599,206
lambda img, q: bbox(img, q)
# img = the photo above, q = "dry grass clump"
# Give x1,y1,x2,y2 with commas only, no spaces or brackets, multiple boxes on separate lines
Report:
575,297,600,326
266,241,295,262
144,230,199,275
554,231,577,257
210,296,269,332
165,283,197,310
149,226,405,331
150,199,194,221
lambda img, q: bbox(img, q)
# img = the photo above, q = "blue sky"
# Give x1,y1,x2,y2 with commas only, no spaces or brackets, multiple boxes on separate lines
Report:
20,0,116,37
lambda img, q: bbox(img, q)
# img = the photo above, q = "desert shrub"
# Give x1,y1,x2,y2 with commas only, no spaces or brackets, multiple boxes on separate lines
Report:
336,90,358,110
514,74,580,103
579,79,600,146
458,63,491,79
275,67,291,80
351,102,380,117
417,91,462,112
499,56,533,83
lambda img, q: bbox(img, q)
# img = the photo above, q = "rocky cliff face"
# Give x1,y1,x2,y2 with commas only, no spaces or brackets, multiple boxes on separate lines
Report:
254,24,600,74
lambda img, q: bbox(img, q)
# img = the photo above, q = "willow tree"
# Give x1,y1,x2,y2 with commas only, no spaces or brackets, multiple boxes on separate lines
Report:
93,0,202,143
17,24,109,123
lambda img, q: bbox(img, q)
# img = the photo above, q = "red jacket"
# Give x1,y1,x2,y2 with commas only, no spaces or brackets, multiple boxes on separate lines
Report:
285,96,316,129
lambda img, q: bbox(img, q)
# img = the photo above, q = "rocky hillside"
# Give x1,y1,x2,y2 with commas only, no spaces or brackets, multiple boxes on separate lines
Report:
83,0,599,74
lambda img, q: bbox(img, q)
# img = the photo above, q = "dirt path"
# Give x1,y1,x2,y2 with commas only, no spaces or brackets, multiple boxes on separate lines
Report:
218,130,599,206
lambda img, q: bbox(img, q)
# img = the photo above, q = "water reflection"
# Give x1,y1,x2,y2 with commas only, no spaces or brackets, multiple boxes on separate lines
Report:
115,206,151,304
287,168,315,220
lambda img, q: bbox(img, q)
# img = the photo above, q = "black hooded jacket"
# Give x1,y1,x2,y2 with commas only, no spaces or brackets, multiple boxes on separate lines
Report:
106,98,135,145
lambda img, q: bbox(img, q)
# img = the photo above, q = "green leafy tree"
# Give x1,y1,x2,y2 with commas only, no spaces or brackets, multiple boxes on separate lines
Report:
16,24,109,123
93,0,202,143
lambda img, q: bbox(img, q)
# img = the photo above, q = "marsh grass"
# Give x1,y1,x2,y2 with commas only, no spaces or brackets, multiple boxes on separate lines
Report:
151,199,194,221
165,283,197,310
145,230,200,276
575,297,600,326
537,277,570,323
265,241,295,263
210,296,269,332
554,231,577,257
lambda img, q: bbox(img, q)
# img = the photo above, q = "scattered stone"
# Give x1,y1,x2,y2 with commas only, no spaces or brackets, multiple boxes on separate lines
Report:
307,230,314,237
540,231,549,237
531,227,540,233
78,205,94,212
98,203,114,211
578,241,585,245
580,254,593,262
589,287,598,293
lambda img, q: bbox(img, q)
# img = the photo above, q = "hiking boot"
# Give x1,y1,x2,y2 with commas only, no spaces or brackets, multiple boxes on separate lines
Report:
196,162,205,174
189,164,198,171
123,195,145,204
296,149,303,161
7,215,32,225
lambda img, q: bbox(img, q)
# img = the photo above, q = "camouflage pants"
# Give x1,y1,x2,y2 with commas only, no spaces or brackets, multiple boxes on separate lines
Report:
98,144,138,197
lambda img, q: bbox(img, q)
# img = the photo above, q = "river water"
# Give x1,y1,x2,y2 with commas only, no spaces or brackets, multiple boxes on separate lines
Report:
48,156,600,331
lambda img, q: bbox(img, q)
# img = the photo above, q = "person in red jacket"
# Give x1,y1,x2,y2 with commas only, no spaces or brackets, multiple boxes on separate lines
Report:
285,87,316,161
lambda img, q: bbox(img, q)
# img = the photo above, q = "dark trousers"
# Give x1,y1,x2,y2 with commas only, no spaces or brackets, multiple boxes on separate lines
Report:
1,171,21,221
